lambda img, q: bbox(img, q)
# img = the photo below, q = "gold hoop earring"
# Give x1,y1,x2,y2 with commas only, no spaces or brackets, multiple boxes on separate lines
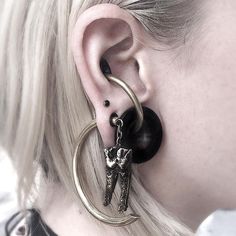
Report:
72,74,142,226
105,74,143,131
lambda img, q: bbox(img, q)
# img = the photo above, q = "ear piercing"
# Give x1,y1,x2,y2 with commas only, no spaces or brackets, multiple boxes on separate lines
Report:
115,106,162,164
103,100,110,107
71,58,163,226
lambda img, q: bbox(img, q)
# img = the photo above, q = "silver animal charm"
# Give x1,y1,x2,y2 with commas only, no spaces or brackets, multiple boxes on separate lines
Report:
103,119,133,213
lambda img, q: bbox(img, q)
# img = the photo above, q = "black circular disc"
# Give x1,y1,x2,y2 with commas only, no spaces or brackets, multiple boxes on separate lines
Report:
116,106,163,164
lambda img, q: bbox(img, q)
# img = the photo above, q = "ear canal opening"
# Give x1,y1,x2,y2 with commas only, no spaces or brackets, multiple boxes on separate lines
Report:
100,58,112,75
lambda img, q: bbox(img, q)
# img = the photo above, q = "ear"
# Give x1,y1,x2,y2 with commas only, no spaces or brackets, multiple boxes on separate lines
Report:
71,4,154,147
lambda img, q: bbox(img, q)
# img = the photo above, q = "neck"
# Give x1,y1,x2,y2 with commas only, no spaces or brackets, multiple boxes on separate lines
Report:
35,182,120,236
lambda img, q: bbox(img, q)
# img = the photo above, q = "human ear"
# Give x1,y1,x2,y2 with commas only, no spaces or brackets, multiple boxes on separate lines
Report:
71,4,154,147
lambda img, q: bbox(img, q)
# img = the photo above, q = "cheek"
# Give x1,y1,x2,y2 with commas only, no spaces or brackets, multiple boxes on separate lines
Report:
155,48,236,199
161,10,236,184
138,3,236,223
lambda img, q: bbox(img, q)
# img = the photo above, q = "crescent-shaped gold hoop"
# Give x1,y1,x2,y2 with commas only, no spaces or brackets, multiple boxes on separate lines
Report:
72,75,143,226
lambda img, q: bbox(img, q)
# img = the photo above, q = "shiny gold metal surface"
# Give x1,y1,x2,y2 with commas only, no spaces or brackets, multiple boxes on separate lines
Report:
105,74,143,131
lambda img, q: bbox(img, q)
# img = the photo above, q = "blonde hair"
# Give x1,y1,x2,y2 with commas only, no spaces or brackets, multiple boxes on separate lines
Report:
0,0,202,235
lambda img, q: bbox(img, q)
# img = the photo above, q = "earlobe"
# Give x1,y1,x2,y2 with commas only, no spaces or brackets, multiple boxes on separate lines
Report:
71,4,153,147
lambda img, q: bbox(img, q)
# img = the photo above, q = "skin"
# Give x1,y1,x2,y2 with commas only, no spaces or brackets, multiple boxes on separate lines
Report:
39,0,236,234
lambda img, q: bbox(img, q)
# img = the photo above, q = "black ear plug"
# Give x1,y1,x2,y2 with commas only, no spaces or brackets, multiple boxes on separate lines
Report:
100,58,112,75
117,106,163,164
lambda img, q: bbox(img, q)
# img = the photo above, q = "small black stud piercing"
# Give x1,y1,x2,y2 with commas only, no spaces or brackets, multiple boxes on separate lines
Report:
104,100,110,107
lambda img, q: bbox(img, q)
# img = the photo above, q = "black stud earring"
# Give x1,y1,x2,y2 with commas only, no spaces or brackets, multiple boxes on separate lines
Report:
116,106,163,164
103,100,110,107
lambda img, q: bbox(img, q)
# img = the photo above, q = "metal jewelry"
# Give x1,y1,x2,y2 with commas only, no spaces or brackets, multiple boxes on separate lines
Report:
72,59,163,226
103,118,132,213
72,73,142,226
